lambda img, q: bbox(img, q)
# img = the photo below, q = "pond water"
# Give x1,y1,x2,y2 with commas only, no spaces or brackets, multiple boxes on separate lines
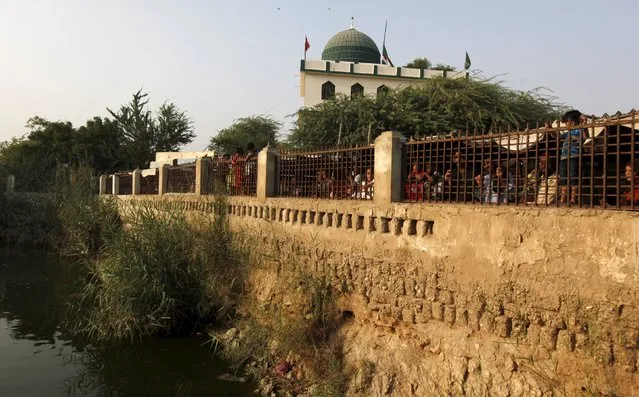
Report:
0,249,254,397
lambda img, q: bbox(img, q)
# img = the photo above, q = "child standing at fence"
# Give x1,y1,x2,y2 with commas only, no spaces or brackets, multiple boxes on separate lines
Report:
558,110,588,205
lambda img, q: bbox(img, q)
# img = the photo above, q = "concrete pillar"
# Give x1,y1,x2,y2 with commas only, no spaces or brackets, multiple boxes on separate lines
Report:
132,169,142,195
99,175,108,195
374,130,405,208
111,174,120,196
257,146,279,200
195,157,211,195
158,164,169,195
6,175,15,194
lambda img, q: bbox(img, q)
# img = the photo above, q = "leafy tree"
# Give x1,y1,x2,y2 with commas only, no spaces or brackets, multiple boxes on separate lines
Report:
288,77,565,148
75,117,126,172
405,57,432,69
432,63,456,72
0,137,57,191
108,90,194,168
208,115,281,155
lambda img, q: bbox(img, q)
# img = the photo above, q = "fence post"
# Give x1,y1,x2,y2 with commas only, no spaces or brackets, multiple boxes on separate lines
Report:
257,146,279,201
195,157,211,195
374,130,405,208
111,174,120,196
99,175,108,195
158,164,169,195
132,169,142,195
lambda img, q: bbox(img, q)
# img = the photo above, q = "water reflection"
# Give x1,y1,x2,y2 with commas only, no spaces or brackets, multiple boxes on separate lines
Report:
0,250,253,397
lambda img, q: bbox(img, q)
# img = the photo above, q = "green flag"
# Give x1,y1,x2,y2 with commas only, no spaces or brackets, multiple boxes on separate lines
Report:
464,52,471,70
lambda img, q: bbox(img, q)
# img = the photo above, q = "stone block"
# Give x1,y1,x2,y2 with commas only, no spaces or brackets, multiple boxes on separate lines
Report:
432,302,445,322
468,310,482,332
540,327,559,351
402,309,415,324
526,324,542,346
455,308,469,327
440,290,454,305
479,313,495,333
494,316,512,338
427,272,439,289
510,319,528,340
444,305,456,325
556,330,575,353
424,287,438,302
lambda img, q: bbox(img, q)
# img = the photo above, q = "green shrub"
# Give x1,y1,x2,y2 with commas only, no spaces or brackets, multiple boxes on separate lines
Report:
53,165,121,258
75,197,245,342
0,193,59,246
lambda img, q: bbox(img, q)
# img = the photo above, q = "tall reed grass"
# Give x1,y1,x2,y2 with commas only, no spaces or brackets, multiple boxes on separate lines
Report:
74,196,247,342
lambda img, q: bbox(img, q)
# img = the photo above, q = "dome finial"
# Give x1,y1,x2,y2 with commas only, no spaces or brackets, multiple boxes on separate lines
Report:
350,17,354,29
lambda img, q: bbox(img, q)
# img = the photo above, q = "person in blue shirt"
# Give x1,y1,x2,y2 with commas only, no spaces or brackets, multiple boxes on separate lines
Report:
558,110,588,205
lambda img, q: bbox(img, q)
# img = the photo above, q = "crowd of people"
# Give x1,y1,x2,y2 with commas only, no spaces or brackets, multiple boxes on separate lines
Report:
405,110,639,207
279,167,374,200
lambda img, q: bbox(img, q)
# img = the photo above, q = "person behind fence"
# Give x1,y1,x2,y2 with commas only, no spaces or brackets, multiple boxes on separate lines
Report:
231,146,244,194
475,161,514,204
281,175,301,197
622,161,639,206
558,110,588,205
244,142,257,193
314,169,334,199
353,167,374,200
348,167,363,195
406,163,434,201
474,158,493,202
444,151,476,201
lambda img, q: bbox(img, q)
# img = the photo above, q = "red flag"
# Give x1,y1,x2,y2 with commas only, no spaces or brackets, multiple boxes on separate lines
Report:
304,36,310,52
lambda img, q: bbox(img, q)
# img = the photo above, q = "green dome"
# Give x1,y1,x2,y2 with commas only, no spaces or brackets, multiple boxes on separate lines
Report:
321,28,380,64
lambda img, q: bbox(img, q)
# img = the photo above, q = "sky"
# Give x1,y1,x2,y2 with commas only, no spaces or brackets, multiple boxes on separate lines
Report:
1,0,638,152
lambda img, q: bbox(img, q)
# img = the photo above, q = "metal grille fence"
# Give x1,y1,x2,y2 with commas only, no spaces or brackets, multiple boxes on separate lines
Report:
141,173,158,195
278,146,375,200
118,173,132,195
167,164,195,193
207,156,257,196
403,112,639,209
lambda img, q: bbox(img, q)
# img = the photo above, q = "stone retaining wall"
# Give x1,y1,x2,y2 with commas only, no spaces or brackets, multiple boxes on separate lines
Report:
118,195,639,395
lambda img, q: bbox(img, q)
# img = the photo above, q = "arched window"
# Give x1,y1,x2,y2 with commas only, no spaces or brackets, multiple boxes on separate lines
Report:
321,81,335,100
377,85,389,96
351,83,364,97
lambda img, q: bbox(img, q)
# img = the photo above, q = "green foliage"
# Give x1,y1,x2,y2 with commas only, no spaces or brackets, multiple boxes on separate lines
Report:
0,165,120,250
108,89,194,168
405,57,432,69
432,63,456,72
0,137,56,192
75,117,127,172
288,77,565,148
208,115,281,155
53,165,121,258
0,193,59,247
74,197,246,342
